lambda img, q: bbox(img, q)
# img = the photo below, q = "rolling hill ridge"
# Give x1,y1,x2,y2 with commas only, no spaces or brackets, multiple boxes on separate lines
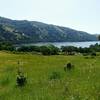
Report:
0,17,97,44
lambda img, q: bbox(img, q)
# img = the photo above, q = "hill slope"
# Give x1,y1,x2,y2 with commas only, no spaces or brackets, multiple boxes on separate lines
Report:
0,17,97,44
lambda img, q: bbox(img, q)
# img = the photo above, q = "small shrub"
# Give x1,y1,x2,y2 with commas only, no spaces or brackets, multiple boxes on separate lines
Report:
83,53,89,56
63,85,69,96
84,56,89,59
16,74,26,86
91,52,96,56
64,63,74,71
16,67,27,87
49,71,61,80
68,52,75,55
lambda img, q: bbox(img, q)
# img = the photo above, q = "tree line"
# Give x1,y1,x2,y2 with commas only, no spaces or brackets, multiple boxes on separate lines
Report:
0,42,100,55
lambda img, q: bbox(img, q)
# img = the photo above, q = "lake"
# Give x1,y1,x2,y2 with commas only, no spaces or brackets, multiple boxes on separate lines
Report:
18,41,100,48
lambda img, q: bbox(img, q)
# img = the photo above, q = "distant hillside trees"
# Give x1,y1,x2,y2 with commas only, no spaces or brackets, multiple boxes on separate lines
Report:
17,45,59,55
61,46,77,55
61,44,100,55
0,41,100,56
0,17,97,44
98,35,100,40
40,45,59,55
17,45,40,52
89,43,100,52
16,43,100,55
0,42,15,51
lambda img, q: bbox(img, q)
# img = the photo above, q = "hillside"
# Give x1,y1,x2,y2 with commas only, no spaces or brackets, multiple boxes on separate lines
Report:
0,17,97,44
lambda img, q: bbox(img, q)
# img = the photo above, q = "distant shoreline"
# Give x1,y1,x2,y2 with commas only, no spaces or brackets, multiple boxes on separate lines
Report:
15,41,100,48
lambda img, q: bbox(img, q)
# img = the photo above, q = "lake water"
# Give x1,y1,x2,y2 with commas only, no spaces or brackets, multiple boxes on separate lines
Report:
19,41,100,48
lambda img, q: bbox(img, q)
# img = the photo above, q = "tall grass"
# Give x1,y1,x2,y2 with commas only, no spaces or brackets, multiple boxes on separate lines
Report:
0,51,100,100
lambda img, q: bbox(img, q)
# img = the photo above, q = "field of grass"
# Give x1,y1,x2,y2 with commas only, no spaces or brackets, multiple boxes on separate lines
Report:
0,51,100,100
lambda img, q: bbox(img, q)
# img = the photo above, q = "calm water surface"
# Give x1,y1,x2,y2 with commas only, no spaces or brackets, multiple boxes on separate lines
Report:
19,41,100,48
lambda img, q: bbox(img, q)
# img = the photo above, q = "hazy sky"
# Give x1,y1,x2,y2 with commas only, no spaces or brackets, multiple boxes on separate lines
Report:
0,0,100,34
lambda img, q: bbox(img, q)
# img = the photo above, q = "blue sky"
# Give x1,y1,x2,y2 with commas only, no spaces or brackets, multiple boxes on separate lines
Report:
0,0,100,34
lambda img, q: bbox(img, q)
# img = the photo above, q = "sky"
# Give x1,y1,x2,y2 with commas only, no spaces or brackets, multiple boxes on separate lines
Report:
0,0,100,34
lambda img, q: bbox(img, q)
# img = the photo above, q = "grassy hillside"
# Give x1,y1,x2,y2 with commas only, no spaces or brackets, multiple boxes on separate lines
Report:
0,51,100,100
0,17,97,43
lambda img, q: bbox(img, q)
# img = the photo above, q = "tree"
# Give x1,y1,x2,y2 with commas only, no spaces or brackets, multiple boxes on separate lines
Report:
48,45,59,55
40,45,59,55
61,46,77,55
98,35,100,41
40,46,51,55
0,42,15,51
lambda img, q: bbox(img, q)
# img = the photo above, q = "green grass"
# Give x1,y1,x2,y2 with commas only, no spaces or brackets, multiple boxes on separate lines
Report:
0,51,100,100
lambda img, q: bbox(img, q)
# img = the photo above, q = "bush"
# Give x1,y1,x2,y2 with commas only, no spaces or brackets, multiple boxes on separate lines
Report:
64,63,74,71
16,68,27,87
40,46,51,55
48,45,59,55
16,74,26,86
17,45,40,52
40,45,59,55
0,42,15,51
49,71,61,80
82,53,90,56
61,46,77,55
91,52,96,56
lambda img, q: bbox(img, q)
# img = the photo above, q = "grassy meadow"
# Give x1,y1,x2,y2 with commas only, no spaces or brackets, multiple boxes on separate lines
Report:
0,51,100,100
